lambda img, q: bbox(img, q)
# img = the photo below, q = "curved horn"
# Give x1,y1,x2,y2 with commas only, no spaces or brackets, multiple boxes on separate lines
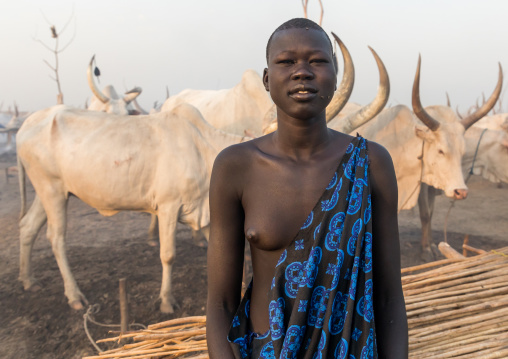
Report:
130,97,148,115
456,105,463,120
446,92,451,107
338,46,390,133
412,55,440,131
461,63,503,130
325,32,355,122
87,55,110,104
123,86,142,104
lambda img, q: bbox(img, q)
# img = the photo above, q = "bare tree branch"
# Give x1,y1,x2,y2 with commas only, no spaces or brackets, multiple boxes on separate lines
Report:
39,9,52,26
33,8,76,104
58,21,77,53
301,0,324,26
302,0,309,18
32,38,54,52
60,5,75,34
43,59,56,71
317,0,324,26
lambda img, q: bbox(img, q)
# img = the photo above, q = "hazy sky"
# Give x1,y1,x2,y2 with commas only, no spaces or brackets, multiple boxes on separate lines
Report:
1,0,507,114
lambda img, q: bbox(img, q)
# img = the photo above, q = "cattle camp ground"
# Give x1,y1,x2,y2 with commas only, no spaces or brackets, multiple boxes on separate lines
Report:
0,124,507,357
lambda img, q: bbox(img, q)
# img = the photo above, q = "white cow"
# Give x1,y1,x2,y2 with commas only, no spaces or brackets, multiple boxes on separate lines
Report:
474,113,508,131
86,56,142,115
346,57,502,258
16,103,247,313
463,126,508,183
161,69,272,136
418,125,508,255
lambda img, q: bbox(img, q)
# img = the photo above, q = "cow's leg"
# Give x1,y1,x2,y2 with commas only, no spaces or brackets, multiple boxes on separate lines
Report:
157,207,179,313
418,183,435,261
148,214,159,247
427,185,439,257
43,192,87,310
190,227,208,248
19,195,47,291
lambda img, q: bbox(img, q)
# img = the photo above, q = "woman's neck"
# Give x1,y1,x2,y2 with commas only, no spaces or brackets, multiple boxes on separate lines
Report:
272,112,333,161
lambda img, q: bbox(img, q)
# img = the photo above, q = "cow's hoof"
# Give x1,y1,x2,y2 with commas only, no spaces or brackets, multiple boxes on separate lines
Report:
160,295,178,313
147,239,159,247
160,302,175,314
21,278,42,292
193,237,208,248
69,292,89,310
28,283,42,292
70,300,85,310
431,244,441,258
420,248,435,263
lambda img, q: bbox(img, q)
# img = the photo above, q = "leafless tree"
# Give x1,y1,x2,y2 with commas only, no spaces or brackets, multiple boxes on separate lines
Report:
33,8,76,105
302,0,324,26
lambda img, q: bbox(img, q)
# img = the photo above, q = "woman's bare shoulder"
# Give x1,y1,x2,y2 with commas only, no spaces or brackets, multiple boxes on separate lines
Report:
213,136,265,172
366,139,394,171
365,139,398,202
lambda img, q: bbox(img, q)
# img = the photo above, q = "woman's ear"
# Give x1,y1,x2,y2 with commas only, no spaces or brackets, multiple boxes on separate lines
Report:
263,68,269,92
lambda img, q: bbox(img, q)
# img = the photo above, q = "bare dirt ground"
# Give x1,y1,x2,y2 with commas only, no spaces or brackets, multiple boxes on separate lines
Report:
0,153,506,359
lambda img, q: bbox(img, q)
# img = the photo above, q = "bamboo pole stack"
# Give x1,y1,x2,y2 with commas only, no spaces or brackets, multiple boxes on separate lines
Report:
83,246,508,358
402,245,508,358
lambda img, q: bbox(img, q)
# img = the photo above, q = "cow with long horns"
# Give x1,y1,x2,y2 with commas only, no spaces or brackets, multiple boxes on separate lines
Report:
352,56,502,259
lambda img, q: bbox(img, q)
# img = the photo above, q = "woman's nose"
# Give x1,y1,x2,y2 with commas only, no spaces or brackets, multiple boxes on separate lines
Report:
290,64,314,81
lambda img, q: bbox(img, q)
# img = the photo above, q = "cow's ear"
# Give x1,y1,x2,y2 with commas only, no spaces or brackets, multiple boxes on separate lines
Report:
414,125,435,143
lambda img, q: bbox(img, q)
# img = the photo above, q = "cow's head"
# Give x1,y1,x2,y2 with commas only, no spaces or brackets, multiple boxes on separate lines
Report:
87,55,142,115
412,55,503,199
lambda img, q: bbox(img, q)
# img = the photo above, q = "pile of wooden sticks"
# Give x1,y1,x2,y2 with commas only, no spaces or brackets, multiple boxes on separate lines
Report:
402,245,508,358
83,246,508,358
82,316,208,359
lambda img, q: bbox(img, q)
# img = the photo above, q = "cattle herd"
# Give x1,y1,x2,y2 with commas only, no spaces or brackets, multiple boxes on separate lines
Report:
2,33,507,315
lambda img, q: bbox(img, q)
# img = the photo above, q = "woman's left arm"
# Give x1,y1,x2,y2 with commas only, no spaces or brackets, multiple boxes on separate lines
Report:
368,141,409,359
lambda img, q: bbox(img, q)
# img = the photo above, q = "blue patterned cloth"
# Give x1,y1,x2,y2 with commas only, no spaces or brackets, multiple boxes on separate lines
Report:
228,136,377,358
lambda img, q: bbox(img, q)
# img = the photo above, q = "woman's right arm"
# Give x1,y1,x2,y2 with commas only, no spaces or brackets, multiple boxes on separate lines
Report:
206,147,247,359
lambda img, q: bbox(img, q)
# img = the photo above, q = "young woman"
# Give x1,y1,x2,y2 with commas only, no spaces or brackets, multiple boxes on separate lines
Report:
207,18,408,359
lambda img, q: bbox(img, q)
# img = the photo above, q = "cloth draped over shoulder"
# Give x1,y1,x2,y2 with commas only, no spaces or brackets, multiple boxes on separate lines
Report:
228,136,377,359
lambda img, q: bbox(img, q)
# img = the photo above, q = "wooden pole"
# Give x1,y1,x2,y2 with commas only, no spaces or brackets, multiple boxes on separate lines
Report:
463,234,469,257
119,278,129,334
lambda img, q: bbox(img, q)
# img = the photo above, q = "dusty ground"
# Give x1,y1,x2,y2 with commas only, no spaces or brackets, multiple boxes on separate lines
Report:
0,153,506,359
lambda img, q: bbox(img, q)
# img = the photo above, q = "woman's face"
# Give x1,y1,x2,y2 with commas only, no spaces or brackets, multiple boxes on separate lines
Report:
263,28,337,122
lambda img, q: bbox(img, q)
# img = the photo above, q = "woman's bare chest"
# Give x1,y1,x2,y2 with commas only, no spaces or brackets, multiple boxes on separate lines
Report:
242,160,338,251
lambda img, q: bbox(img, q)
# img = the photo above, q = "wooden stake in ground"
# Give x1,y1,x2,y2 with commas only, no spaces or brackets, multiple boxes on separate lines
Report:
119,278,129,334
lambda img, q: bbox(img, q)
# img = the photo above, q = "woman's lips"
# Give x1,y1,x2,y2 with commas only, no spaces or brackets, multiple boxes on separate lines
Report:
289,90,318,101
288,86,318,101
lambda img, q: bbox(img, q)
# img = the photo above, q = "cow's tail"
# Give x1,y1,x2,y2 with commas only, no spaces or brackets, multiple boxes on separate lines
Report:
18,155,27,219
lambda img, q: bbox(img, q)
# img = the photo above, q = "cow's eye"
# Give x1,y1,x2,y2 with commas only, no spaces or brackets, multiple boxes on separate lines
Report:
438,149,445,155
